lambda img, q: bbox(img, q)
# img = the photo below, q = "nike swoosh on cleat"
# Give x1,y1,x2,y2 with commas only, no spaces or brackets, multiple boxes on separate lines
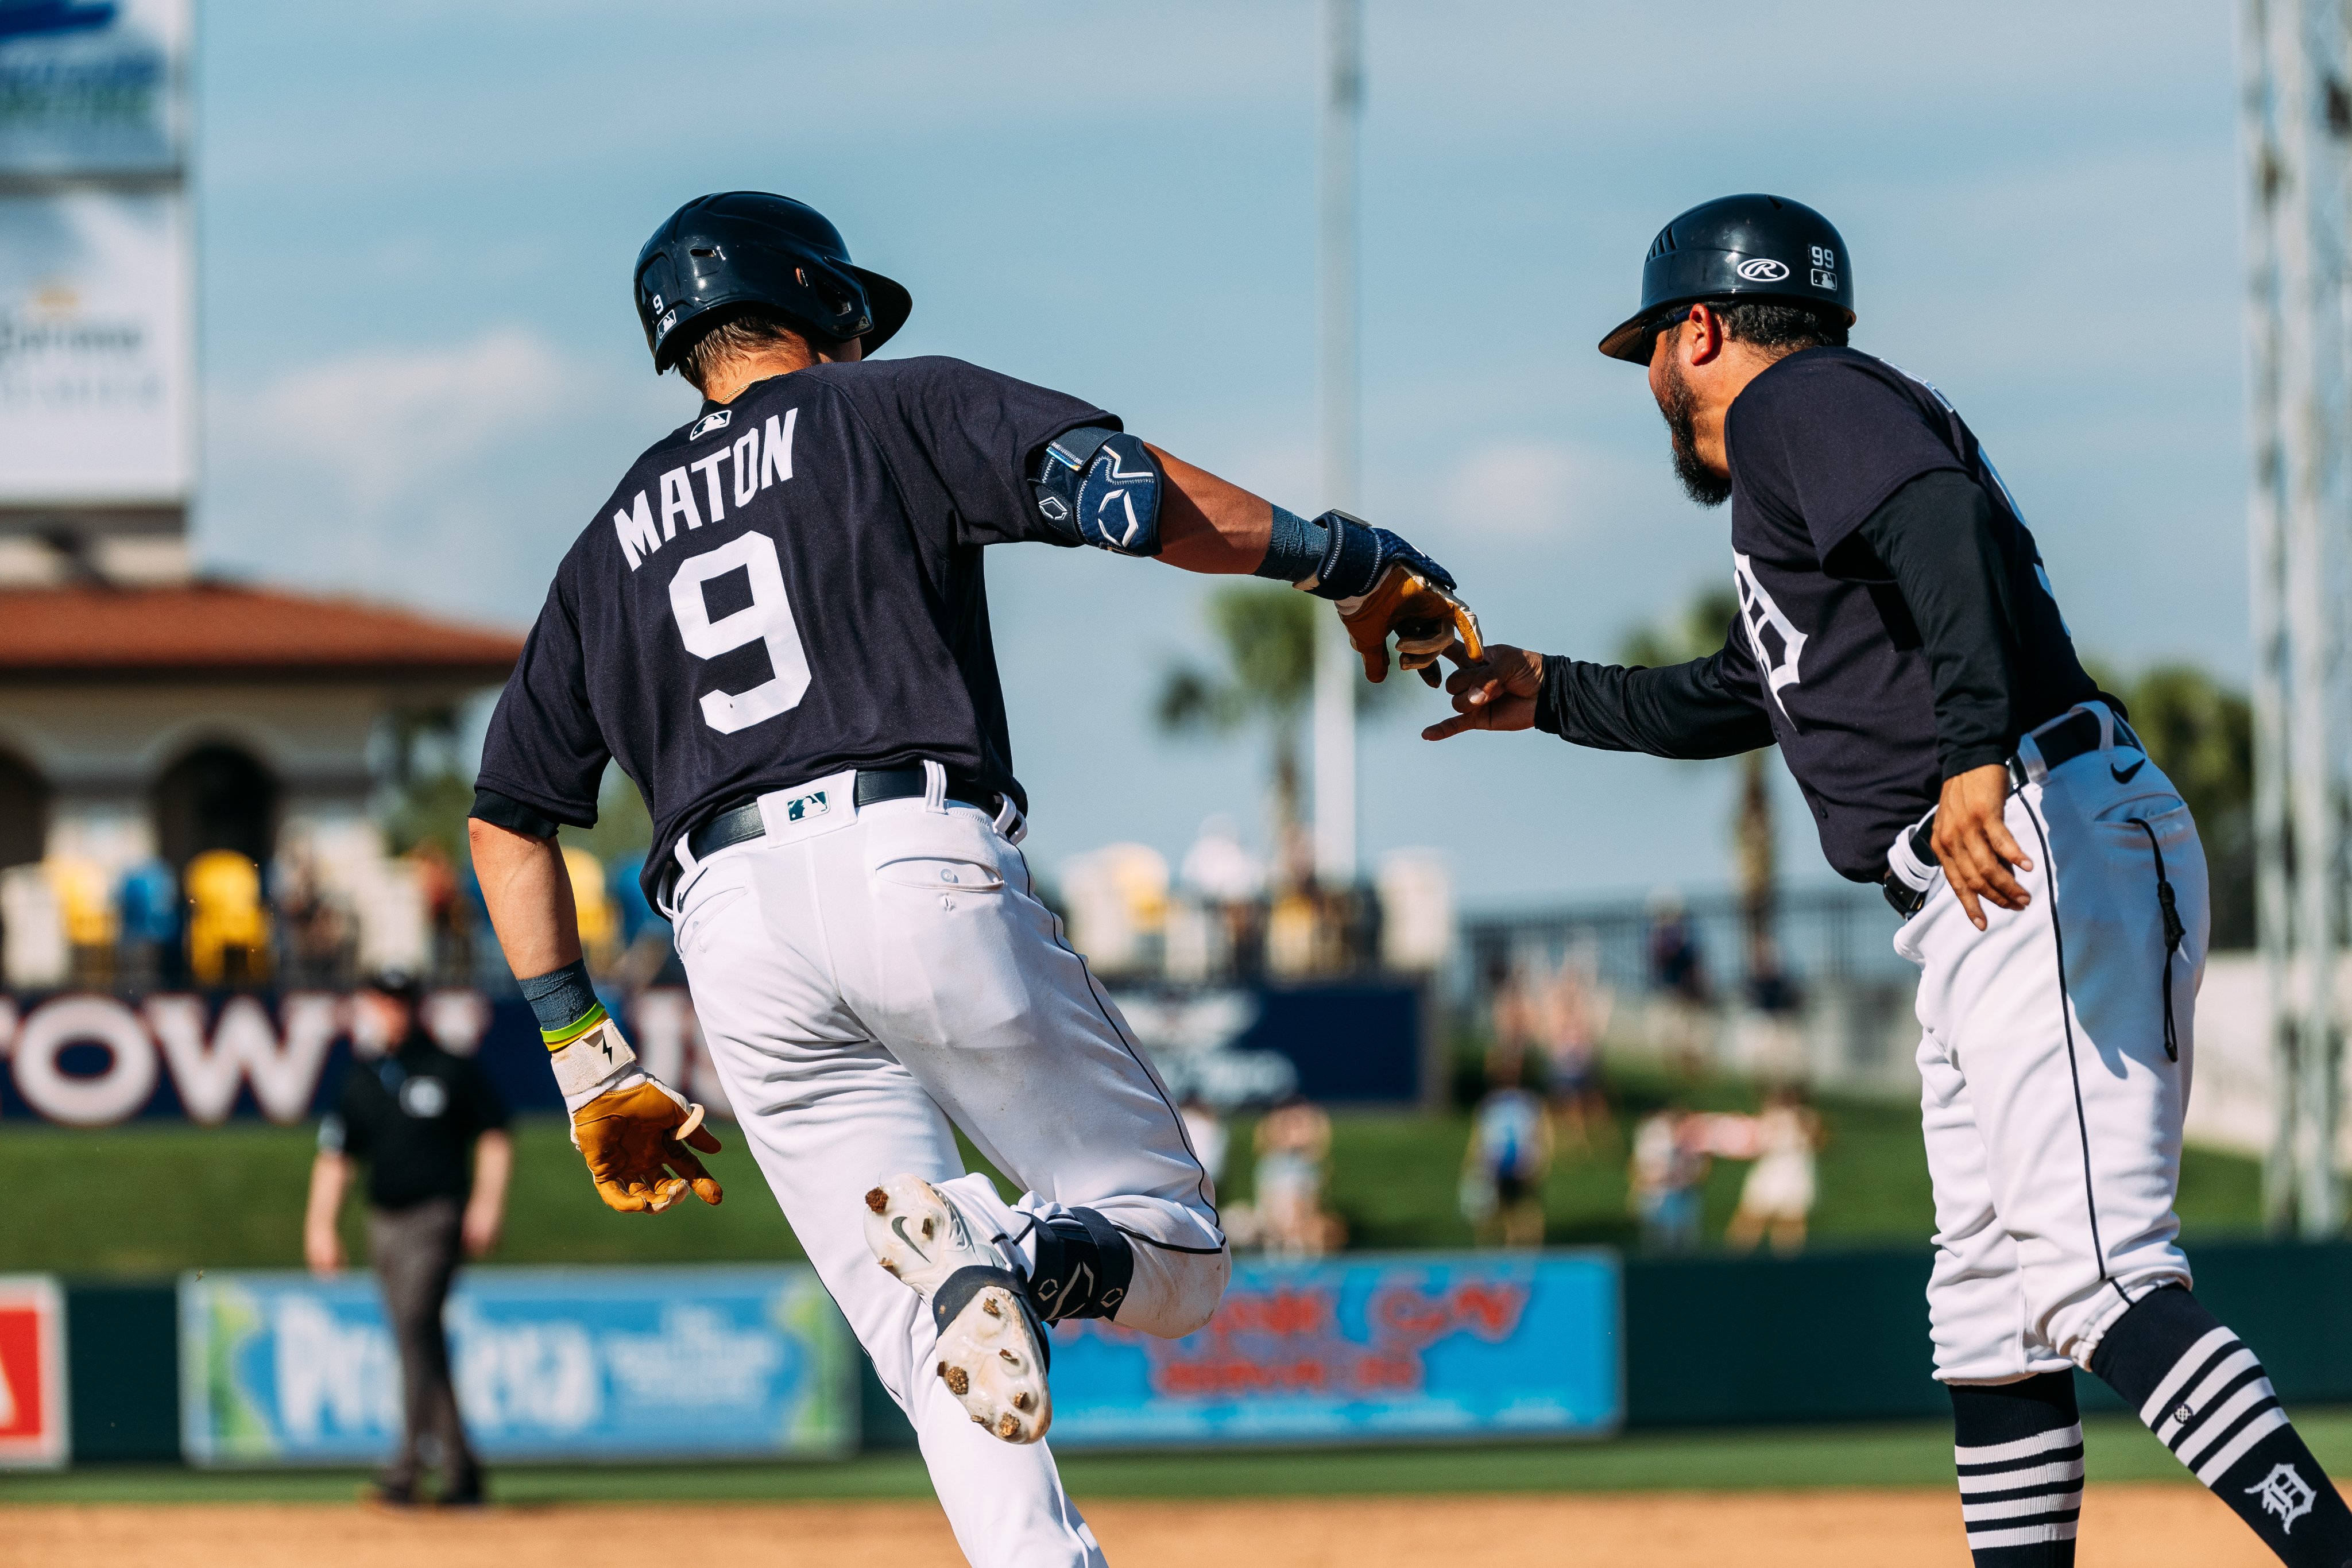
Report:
2111,757,2146,784
891,1215,930,1262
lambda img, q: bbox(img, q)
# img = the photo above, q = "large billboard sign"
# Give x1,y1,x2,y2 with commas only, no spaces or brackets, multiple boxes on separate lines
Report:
0,1275,68,1469
0,0,187,176
1045,1252,1622,1447
0,0,190,508
0,187,189,502
179,1267,858,1466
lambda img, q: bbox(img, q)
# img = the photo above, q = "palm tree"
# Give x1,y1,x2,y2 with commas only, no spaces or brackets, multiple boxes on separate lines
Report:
1155,583,1403,888
1619,588,1779,977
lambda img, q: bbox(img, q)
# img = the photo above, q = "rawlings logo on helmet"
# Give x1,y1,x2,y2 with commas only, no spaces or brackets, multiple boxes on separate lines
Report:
1736,257,1791,282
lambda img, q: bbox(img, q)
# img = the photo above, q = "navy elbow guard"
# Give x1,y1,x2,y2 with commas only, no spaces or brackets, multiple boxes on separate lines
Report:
1031,427,1163,557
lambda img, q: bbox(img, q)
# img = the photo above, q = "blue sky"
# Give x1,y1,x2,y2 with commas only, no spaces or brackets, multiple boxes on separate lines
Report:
190,1,2249,907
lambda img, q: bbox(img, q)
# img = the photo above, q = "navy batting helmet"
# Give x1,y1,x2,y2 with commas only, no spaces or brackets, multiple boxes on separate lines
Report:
634,192,912,373
1597,193,1855,363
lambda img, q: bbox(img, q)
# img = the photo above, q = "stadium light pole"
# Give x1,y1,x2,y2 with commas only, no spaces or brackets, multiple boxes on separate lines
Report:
2242,0,2351,1237
1312,0,1361,888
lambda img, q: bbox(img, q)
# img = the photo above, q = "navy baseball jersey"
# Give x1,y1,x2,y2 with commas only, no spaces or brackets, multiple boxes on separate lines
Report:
476,357,1111,899
1722,347,2097,879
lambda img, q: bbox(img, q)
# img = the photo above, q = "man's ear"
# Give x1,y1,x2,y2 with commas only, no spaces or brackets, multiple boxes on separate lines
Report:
1686,303,1727,366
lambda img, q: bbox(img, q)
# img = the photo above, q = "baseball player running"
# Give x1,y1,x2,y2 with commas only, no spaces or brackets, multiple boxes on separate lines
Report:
465,192,1477,1568
1429,193,2352,1568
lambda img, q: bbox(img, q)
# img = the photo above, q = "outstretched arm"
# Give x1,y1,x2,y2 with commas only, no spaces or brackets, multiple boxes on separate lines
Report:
1426,643,1774,758
1035,429,1478,681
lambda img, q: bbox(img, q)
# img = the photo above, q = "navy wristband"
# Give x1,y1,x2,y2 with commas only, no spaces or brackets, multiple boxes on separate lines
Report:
1252,505,1328,584
519,957,601,1039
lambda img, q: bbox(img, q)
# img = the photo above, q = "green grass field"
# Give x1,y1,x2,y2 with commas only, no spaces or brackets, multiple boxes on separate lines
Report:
9,1410,2352,1504
0,1061,2266,1275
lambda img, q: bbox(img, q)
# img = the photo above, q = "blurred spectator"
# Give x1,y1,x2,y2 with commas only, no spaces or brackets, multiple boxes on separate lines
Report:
1644,888,1714,1075
1252,1097,1344,1257
1629,1104,1708,1253
1736,936,1808,1084
410,841,465,984
1180,814,1264,904
1060,842,1169,975
117,855,183,989
187,849,271,986
307,969,511,1508
1538,953,1614,1157
605,851,678,992
274,835,351,987
48,855,115,986
1485,957,1539,1087
563,846,617,969
1724,1086,1826,1256
1461,1059,1553,1248
1179,1093,1228,1190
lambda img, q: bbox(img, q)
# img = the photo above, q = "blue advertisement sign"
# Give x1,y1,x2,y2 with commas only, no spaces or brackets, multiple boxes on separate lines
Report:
179,1266,856,1466
1044,1251,1621,1447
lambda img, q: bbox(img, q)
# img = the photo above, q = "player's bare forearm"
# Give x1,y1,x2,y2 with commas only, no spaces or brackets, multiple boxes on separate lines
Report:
467,817,584,979
1424,644,1547,740
1932,762,2032,930
1146,443,1273,574
303,1151,349,1275
465,1129,513,1258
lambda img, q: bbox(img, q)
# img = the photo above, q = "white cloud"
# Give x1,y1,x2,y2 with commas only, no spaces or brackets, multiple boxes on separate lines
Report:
200,328,687,621
220,327,581,508
1437,439,1589,539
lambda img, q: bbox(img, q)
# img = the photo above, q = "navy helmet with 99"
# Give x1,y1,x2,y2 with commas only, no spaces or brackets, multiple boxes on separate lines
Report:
635,192,914,372
1597,193,1856,363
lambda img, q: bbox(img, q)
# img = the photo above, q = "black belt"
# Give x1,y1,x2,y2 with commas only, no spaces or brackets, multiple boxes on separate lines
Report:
660,766,997,907
1879,708,2144,919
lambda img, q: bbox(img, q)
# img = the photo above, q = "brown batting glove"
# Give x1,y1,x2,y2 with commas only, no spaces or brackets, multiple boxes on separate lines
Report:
571,1079,724,1214
1338,562,1486,686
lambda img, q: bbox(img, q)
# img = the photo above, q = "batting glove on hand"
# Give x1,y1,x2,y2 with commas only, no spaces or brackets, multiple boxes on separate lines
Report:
1306,512,1484,684
570,1077,725,1214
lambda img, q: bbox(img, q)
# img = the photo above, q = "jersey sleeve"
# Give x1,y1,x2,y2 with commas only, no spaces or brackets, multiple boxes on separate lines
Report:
474,570,608,828
330,1065,376,1160
1534,626,1776,760
883,357,1119,547
1736,356,1971,563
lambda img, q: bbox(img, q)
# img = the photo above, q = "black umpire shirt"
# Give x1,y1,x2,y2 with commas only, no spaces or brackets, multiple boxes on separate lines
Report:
474,357,1111,904
1536,347,2103,882
320,1035,509,1212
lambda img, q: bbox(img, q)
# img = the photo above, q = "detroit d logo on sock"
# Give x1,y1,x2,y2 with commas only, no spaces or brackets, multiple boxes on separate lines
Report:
2245,1462,2317,1532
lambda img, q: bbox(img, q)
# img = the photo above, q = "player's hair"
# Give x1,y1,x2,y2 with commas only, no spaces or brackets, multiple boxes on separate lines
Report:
673,306,830,392
1711,300,1849,354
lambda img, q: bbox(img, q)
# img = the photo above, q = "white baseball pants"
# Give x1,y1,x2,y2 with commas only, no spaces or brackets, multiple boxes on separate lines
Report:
668,771,1229,1568
1895,706,2207,1384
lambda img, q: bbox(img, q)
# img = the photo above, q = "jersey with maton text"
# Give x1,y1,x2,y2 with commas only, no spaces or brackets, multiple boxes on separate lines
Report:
475,357,1109,901
1723,346,2096,881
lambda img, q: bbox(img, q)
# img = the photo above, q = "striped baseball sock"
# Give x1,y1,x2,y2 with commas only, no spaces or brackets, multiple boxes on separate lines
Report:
1949,1371,2083,1565
2089,1284,2352,1566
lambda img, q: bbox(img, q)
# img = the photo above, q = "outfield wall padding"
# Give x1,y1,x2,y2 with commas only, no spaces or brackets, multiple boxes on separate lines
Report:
1619,1239,2352,1428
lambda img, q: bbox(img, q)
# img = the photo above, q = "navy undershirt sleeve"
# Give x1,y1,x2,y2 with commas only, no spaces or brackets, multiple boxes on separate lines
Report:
1534,644,1776,760
1844,470,2021,779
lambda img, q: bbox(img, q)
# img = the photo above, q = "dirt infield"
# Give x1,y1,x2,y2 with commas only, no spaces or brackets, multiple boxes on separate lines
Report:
0,1485,2294,1567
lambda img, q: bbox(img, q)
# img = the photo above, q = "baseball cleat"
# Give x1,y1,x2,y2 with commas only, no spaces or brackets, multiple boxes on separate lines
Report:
862,1174,1053,1445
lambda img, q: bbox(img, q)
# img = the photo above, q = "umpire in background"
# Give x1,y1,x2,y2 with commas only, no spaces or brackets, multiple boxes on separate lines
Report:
305,969,512,1507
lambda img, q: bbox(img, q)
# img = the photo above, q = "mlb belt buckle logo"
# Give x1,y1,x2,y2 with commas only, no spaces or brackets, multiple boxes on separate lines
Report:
0,1275,68,1468
784,788,829,824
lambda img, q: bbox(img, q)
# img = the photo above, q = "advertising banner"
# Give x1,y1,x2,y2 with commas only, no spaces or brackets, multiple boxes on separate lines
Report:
0,988,730,1126
0,187,190,503
179,1267,856,1466
0,1274,68,1468
1045,1251,1620,1447
0,0,187,176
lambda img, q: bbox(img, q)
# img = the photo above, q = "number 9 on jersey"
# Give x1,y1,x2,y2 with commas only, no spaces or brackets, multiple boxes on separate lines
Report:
667,532,813,734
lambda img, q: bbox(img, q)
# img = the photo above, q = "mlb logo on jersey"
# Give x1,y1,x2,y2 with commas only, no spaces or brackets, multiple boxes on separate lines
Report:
784,788,829,823
0,1276,68,1469
691,409,734,440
